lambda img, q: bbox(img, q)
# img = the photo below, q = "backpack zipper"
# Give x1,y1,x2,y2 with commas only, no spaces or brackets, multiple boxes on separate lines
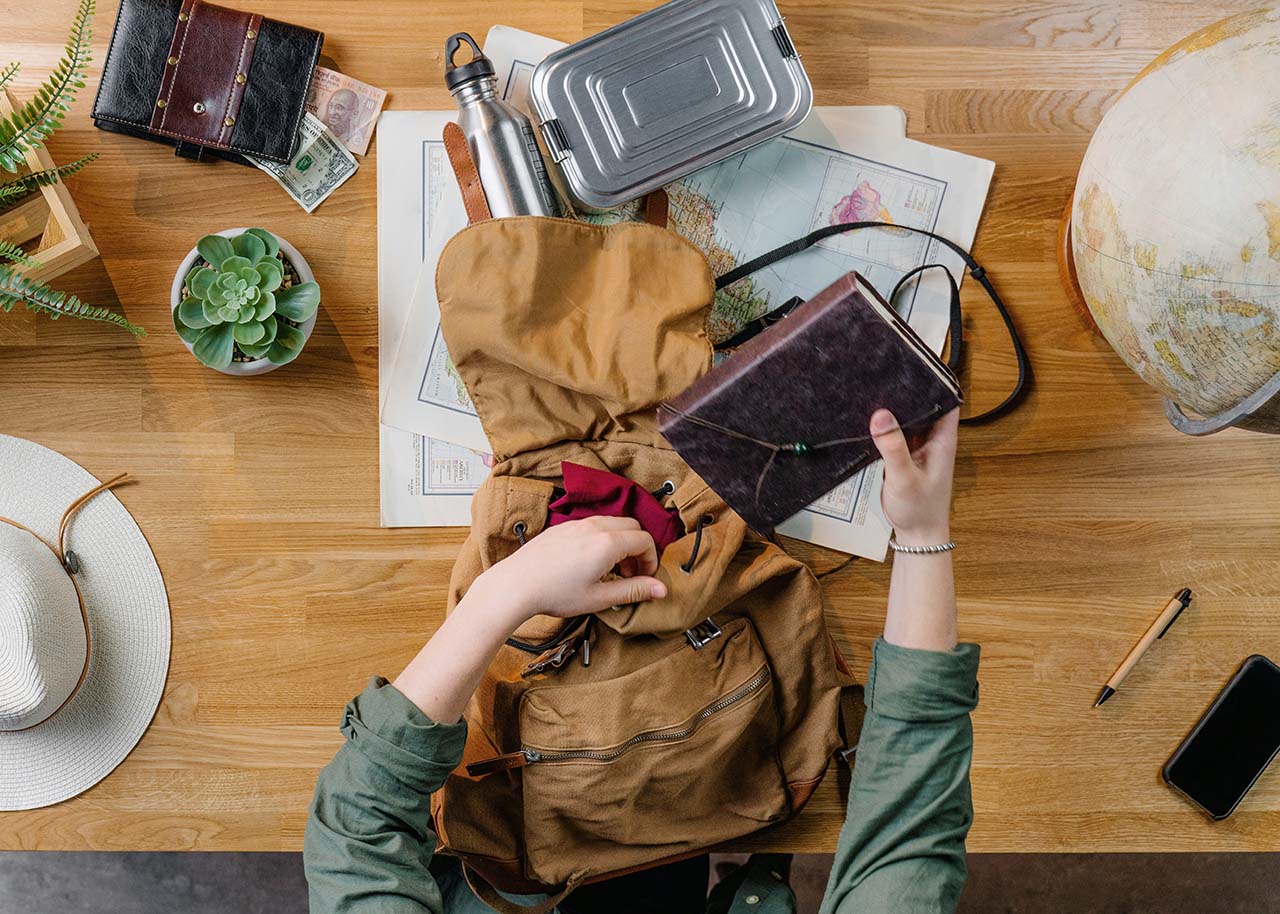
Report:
466,666,769,776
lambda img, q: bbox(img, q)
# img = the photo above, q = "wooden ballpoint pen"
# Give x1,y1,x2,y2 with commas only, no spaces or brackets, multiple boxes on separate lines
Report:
1095,588,1194,707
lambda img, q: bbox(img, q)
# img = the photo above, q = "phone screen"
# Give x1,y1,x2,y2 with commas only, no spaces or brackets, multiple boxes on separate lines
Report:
1164,656,1280,819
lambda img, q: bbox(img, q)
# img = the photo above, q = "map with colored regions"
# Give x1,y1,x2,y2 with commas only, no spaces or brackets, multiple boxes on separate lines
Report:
663,137,948,343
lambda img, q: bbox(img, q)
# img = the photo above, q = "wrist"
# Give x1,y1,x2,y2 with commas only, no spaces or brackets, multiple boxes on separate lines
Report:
891,525,952,548
459,570,533,636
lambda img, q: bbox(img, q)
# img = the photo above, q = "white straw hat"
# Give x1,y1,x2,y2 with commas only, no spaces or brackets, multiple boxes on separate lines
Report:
0,435,170,810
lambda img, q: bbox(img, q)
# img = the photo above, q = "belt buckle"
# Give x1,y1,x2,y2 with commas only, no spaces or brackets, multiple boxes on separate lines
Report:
684,617,722,650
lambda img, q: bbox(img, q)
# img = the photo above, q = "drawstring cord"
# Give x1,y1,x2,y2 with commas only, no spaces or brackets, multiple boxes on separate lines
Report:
680,514,713,573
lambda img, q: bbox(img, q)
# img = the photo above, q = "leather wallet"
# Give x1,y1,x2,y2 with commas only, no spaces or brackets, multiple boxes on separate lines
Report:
659,271,963,532
92,0,323,166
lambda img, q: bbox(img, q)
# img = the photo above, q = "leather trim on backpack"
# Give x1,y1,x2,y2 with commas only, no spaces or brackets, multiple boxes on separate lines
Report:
786,773,826,810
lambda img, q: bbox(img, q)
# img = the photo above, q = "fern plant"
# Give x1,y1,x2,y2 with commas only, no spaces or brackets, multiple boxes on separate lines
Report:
0,0,142,336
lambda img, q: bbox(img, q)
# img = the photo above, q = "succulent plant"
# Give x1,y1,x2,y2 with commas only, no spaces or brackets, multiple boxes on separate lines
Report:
173,228,319,370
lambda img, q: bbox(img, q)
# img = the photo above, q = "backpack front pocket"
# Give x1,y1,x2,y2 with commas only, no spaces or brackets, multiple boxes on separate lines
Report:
515,617,787,885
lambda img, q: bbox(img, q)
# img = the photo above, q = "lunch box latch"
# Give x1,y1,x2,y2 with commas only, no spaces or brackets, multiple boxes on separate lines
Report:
540,118,571,163
771,21,799,59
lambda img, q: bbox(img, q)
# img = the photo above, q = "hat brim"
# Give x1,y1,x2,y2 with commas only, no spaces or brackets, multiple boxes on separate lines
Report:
0,435,171,810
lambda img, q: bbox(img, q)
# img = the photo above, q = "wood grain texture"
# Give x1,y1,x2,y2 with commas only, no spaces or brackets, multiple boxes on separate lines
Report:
2,0,1276,854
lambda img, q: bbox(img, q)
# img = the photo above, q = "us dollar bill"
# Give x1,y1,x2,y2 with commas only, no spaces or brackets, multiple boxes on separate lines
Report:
247,113,358,213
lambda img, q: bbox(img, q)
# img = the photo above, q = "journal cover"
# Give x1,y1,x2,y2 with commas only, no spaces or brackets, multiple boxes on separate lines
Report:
658,271,962,532
92,0,322,166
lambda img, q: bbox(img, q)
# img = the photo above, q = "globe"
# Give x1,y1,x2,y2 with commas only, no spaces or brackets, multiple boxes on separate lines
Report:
1071,7,1280,432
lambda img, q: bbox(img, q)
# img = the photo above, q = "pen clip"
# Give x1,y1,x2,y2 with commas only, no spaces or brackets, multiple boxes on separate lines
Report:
1157,588,1193,639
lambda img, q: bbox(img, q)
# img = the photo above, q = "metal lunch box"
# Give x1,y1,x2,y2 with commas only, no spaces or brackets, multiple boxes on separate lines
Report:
529,0,812,212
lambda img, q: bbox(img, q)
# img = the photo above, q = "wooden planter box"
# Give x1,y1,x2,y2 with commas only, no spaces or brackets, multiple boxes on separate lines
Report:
0,86,98,281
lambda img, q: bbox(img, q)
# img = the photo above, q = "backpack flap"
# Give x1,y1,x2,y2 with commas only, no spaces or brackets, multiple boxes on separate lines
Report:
436,218,714,460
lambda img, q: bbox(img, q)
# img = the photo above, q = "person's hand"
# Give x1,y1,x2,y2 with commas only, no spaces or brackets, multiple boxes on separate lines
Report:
870,406,959,546
468,516,668,628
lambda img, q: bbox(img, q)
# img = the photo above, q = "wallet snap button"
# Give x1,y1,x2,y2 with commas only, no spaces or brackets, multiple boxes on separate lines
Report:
192,101,206,115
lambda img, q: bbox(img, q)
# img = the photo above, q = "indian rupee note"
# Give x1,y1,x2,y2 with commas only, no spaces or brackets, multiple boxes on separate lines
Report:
248,113,358,214
306,66,387,156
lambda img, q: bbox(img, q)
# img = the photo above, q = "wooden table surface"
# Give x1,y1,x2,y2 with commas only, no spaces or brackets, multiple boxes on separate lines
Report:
3,0,1278,853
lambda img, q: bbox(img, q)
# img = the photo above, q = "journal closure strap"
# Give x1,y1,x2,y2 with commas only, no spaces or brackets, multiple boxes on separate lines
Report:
150,0,262,151
714,221,1031,425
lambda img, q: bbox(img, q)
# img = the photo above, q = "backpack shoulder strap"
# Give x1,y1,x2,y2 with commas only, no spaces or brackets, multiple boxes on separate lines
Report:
714,221,1031,425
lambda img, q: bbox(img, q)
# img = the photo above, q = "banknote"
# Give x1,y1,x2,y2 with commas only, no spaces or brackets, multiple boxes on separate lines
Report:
248,113,358,213
306,66,387,156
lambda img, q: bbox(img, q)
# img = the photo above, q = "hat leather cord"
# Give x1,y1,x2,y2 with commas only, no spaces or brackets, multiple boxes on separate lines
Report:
0,472,131,733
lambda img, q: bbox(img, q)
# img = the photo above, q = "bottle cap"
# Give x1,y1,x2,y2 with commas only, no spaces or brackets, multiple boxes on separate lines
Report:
444,33,496,92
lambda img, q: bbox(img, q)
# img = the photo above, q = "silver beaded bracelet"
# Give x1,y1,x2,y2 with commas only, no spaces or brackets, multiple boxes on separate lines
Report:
888,537,956,554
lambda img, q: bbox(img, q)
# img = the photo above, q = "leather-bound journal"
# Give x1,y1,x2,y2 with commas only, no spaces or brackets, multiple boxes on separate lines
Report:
659,271,962,532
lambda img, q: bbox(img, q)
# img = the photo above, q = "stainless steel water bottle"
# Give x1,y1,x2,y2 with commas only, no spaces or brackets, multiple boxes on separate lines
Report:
444,32,561,218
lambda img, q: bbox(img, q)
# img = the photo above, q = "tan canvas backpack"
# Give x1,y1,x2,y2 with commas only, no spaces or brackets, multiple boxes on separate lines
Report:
431,215,853,913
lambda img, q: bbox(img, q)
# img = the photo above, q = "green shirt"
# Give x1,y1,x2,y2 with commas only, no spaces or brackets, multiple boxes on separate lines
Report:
305,637,980,914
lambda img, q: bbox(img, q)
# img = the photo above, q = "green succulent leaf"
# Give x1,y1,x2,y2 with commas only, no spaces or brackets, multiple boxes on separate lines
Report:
273,281,319,322
231,230,267,264
245,228,279,259
236,307,256,324
255,290,276,321
173,306,203,344
177,295,211,329
196,234,235,270
219,255,252,276
262,314,280,345
193,321,236,369
255,258,282,292
218,305,238,323
237,266,260,286
237,341,272,359
266,321,307,365
202,297,225,325
235,320,267,345
188,266,216,300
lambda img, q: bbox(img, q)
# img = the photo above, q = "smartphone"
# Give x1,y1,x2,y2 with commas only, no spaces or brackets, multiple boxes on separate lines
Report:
1163,655,1280,819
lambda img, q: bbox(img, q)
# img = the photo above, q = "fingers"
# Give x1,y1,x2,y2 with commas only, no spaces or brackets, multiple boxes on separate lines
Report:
591,574,667,608
925,407,960,460
581,515,642,532
602,529,659,577
870,409,916,479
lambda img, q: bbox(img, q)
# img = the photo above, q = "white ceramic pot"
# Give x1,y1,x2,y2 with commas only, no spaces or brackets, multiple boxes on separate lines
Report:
170,227,318,376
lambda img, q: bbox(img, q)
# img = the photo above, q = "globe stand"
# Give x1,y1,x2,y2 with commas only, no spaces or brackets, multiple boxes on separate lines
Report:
1056,197,1102,337
1163,369,1280,436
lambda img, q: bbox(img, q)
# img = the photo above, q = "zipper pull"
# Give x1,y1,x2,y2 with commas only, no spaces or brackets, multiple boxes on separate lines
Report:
522,641,577,676
581,635,591,667
466,748,540,777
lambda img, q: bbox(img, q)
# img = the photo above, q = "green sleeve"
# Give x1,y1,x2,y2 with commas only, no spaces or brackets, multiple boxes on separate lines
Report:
304,676,468,914
819,637,981,914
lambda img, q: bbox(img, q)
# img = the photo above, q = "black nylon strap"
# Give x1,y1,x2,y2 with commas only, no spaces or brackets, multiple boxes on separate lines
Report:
713,221,1030,424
